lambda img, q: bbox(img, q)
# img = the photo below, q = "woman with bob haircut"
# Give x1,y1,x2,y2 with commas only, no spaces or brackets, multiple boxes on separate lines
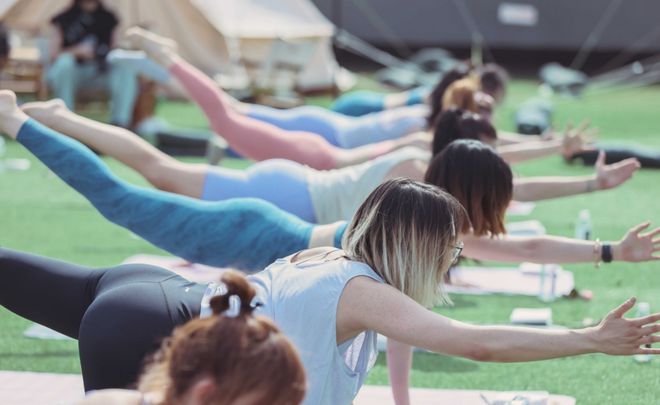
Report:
76,270,306,405
2,179,659,405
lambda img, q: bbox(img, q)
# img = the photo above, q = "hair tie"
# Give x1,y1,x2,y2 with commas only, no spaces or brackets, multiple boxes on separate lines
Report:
225,295,241,318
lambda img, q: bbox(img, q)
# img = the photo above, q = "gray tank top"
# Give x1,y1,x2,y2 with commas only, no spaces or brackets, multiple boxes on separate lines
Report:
248,253,384,405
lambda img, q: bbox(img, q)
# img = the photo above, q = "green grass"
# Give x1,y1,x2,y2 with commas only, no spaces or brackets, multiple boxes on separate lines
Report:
1,80,659,404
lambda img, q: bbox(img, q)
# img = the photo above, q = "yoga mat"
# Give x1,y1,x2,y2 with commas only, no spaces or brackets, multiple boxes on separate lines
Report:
0,372,576,405
355,385,576,405
506,220,546,236
507,201,536,216
23,323,73,341
0,371,83,405
448,264,574,297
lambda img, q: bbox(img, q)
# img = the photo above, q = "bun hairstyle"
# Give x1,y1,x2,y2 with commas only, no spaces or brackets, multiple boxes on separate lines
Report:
139,270,306,405
343,178,469,307
209,270,258,318
477,63,509,102
425,140,513,236
432,108,497,156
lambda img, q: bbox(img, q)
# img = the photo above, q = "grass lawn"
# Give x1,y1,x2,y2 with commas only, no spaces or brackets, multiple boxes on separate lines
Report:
1,79,659,404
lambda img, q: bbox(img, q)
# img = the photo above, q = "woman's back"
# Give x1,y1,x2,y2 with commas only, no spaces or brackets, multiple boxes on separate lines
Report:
248,253,383,405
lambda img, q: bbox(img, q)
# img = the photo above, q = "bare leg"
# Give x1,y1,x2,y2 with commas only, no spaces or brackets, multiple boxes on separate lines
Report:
21,99,207,198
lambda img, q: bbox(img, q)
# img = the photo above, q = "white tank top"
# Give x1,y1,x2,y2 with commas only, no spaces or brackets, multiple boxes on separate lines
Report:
248,255,384,405
306,146,431,224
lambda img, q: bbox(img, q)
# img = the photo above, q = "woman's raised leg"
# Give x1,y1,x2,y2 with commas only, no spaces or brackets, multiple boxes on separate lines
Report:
0,247,102,339
21,100,207,198
1,90,313,270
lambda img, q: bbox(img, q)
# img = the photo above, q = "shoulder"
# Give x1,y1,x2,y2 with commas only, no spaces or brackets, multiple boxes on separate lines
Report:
51,9,74,25
76,389,144,405
100,9,119,26
387,152,428,179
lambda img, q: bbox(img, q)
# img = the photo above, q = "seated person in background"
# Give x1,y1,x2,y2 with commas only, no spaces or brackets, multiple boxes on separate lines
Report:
47,0,137,127
0,23,9,69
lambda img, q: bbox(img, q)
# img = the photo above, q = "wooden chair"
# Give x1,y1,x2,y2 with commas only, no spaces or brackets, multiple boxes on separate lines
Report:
0,45,47,100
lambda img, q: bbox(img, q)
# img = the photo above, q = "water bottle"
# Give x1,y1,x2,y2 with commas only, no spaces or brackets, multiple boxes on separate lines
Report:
538,265,557,303
0,136,5,173
634,302,652,363
575,209,592,240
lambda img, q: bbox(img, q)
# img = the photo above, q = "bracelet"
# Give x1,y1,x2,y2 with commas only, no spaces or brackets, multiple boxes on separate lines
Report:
593,238,602,269
601,243,613,263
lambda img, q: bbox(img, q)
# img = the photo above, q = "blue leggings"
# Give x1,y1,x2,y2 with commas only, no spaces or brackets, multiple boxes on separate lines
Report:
202,159,316,223
247,104,427,149
16,119,317,271
330,86,430,117
331,91,386,117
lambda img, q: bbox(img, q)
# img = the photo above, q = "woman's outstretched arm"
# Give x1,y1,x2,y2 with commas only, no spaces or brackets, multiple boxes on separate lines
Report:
512,152,640,201
341,277,660,362
461,222,660,264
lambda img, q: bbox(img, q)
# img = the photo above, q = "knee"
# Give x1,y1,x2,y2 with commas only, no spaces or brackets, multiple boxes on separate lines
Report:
47,54,77,84
49,53,77,73
142,161,178,193
109,63,137,83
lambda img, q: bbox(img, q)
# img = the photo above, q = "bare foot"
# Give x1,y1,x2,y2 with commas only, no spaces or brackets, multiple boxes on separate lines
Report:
0,90,30,139
124,27,178,67
21,99,68,125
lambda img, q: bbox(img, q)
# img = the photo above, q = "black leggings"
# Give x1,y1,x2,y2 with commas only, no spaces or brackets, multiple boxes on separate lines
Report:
0,248,206,391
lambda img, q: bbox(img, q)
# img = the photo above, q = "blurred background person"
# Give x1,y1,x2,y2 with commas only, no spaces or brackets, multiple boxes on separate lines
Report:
47,0,137,128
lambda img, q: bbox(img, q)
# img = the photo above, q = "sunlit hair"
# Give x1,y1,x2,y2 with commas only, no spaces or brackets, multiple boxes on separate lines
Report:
425,140,513,236
138,271,306,405
432,108,497,156
343,178,469,307
442,77,480,113
427,62,509,126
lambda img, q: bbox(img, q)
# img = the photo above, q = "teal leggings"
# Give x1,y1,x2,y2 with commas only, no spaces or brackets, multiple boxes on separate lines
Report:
16,119,324,271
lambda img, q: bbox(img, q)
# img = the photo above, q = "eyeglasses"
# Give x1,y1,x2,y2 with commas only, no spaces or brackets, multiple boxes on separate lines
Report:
451,241,464,264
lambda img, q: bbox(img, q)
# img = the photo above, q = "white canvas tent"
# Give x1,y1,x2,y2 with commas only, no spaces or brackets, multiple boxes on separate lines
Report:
0,0,347,91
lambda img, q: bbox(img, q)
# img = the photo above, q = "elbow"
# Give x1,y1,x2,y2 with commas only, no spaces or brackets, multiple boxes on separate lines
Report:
519,238,543,261
461,344,495,362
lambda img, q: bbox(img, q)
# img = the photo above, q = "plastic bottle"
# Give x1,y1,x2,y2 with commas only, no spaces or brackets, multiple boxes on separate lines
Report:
574,209,592,240
538,265,557,303
634,302,652,363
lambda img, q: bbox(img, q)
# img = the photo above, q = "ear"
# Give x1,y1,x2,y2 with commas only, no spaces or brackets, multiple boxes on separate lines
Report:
187,377,217,405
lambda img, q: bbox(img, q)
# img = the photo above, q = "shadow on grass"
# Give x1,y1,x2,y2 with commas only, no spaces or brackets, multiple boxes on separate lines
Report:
445,295,479,309
0,350,78,359
375,352,479,374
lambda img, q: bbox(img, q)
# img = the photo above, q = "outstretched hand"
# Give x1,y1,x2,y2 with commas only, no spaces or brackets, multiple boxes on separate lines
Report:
615,222,660,262
592,297,660,355
594,151,641,190
560,121,598,159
